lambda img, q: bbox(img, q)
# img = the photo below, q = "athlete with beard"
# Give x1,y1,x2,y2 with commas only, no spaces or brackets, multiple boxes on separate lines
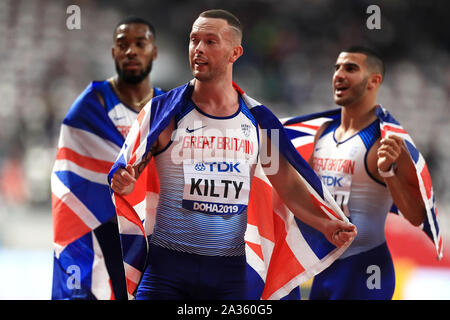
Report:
52,17,164,300
307,47,426,299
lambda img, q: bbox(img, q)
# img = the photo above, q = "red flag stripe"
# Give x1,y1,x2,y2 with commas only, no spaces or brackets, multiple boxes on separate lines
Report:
382,125,408,135
115,194,147,237
246,241,264,262
285,123,320,130
56,147,114,174
420,164,433,199
261,211,305,300
247,177,276,243
52,194,92,246
309,194,339,220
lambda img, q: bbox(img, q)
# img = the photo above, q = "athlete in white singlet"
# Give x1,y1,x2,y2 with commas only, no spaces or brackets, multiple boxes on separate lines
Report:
308,47,426,300
111,10,356,300
151,96,259,257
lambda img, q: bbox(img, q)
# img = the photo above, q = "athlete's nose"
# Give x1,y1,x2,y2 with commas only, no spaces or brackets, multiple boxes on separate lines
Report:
125,44,138,58
333,69,345,85
194,41,205,55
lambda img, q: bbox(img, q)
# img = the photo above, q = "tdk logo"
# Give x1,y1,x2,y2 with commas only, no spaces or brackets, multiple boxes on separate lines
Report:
321,175,343,187
194,163,206,171
194,161,241,173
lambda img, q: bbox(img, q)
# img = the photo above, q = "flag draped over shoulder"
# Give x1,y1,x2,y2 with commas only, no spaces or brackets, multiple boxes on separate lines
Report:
51,81,160,299
108,81,354,300
282,106,443,260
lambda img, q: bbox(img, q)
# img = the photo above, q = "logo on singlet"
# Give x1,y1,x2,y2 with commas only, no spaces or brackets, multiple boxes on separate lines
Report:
186,125,207,133
194,163,206,171
241,124,251,137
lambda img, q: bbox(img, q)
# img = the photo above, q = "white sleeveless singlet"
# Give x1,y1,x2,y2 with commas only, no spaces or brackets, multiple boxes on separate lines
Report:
151,96,259,256
312,119,393,259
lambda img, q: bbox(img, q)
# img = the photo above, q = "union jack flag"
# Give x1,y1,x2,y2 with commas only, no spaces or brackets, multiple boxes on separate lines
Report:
51,81,164,299
282,106,443,260
108,81,354,300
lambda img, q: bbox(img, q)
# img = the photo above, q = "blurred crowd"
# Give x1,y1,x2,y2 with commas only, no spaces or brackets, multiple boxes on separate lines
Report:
0,0,448,216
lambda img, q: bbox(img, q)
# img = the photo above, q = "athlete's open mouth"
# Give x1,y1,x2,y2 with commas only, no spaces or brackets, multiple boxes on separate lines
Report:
194,57,208,67
335,84,349,95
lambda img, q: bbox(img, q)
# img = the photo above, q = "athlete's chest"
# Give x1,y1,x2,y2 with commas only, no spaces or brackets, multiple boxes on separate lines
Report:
171,108,259,163
107,103,138,138
313,132,366,176
160,107,259,215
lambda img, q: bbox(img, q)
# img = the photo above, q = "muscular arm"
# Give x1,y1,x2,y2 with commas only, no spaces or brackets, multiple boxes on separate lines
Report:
110,118,175,195
369,135,426,226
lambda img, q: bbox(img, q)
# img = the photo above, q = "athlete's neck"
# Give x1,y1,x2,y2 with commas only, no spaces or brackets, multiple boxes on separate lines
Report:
112,76,153,112
337,103,379,141
192,78,239,117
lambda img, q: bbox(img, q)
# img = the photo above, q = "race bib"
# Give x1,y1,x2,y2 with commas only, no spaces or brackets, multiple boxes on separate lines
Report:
320,173,352,217
182,159,251,215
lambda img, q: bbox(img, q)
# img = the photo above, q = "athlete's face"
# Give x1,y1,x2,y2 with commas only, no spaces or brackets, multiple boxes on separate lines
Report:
189,17,242,82
333,52,370,107
112,23,157,84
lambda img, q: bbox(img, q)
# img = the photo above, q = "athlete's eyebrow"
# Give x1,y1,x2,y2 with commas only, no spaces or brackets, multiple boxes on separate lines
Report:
116,35,150,41
190,31,220,39
334,62,360,70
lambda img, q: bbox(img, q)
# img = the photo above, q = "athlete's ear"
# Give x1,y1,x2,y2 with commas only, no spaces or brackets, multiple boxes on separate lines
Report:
152,45,158,61
368,73,382,90
229,45,243,63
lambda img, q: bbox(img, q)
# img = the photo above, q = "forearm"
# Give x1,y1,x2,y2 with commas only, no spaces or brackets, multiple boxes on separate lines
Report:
267,157,328,234
267,160,356,247
377,135,426,226
281,187,329,233
384,172,426,226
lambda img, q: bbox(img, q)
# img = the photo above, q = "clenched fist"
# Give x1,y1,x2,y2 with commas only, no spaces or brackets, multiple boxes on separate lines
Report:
377,135,403,173
110,164,136,195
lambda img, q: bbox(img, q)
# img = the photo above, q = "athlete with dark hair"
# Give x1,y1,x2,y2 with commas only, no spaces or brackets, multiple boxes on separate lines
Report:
51,16,164,300
307,47,425,299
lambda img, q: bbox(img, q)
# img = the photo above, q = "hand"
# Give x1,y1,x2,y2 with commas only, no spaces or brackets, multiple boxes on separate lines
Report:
110,164,136,195
324,220,357,248
377,135,403,172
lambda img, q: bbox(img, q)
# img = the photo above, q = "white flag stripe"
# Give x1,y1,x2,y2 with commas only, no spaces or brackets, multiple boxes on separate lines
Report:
58,124,120,161
117,215,145,236
51,173,101,229
91,233,113,300
53,159,109,185
290,135,314,149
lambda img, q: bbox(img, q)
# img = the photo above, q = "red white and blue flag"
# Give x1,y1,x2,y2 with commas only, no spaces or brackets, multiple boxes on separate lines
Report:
51,81,163,299
282,106,443,260
108,81,354,300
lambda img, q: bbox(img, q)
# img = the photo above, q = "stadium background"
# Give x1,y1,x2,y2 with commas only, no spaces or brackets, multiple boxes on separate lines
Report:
0,0,449,299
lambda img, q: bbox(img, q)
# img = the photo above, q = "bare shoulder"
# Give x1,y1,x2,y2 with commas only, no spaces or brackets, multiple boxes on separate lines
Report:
315,121,330,141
